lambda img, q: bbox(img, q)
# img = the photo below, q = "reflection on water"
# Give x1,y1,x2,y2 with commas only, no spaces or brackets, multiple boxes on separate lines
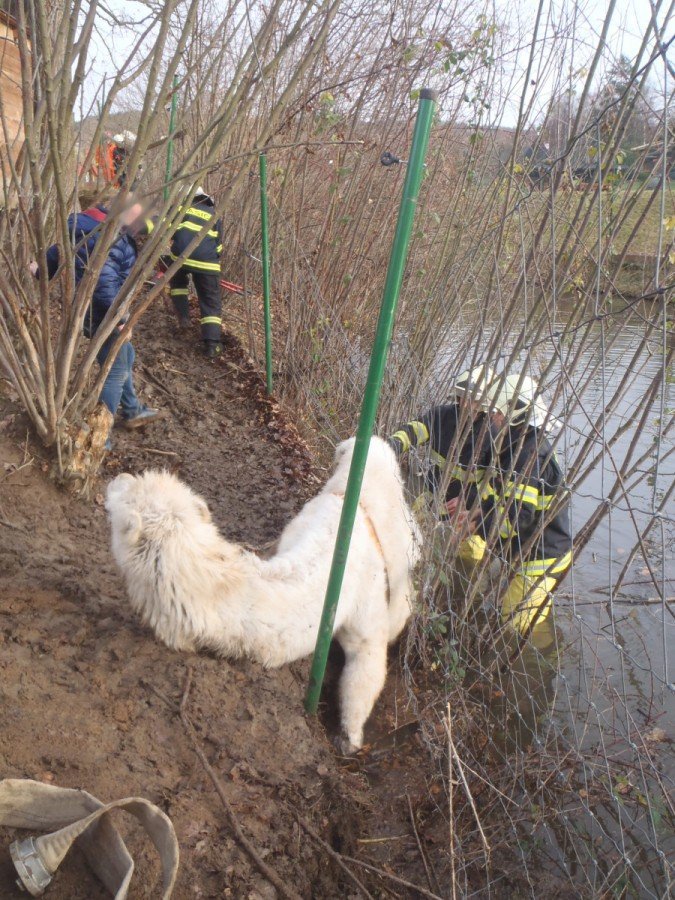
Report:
553,309,674,751
517,308,673,896
421,300,674,894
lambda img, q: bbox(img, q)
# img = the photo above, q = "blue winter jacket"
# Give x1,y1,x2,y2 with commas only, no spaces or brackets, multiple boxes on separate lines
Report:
45,207,137,337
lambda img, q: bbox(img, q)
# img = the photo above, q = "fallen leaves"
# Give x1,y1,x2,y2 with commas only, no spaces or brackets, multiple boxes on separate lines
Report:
644,726,668,744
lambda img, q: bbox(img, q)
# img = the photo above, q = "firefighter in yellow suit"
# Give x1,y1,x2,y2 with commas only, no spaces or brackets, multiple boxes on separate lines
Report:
388,366,496,570
447,374,573,632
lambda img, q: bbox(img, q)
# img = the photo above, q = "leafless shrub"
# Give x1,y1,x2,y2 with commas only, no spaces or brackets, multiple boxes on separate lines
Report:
0,0,341,484
0,0,673,893
220,0,674,893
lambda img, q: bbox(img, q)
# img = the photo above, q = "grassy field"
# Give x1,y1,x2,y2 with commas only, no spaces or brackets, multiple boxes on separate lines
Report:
511,181,675,298
610,182,675,257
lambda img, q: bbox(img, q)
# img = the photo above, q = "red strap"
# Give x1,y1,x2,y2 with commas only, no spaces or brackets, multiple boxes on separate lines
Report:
220,278,244,295
82,207,107,223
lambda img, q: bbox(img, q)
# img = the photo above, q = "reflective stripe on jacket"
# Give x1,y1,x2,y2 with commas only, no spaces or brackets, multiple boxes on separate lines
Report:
390,403,493,503
170,198,222,272
478,425,572,567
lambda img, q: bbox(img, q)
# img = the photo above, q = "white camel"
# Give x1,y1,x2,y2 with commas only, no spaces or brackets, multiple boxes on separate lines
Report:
106,437,421,752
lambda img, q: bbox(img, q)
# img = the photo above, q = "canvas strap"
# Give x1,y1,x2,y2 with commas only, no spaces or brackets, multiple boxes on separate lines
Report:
331,493,391,605
0,778,179,898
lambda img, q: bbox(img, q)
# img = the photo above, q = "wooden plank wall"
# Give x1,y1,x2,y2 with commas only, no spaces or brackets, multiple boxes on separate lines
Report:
0,15,25,173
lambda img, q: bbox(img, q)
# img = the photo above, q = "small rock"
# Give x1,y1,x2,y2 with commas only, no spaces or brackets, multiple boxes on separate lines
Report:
112,701,130,723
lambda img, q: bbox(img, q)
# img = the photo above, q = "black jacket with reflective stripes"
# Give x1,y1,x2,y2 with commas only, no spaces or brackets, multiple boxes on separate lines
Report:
478,425,572,572
170,196,223,273
390,404,493,503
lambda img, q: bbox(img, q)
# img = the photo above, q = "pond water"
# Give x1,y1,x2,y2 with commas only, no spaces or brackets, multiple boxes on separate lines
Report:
404,296,675,895
509,303,674,897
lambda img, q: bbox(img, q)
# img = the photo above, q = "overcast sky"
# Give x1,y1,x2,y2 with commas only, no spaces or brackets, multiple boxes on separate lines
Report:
84,0,671,128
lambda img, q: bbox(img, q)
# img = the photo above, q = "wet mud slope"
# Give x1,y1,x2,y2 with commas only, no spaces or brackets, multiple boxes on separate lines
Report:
0,299,567,899
0,299,435,899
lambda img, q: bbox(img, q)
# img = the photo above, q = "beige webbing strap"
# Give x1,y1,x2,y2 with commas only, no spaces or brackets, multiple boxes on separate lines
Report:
0,779,179,898
330,492,391,604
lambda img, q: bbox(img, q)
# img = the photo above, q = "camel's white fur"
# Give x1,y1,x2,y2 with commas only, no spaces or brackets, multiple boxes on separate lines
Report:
106,436,421,751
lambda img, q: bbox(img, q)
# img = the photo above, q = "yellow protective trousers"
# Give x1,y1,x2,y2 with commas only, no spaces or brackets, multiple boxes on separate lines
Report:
500,574,557,632
455,536,566,633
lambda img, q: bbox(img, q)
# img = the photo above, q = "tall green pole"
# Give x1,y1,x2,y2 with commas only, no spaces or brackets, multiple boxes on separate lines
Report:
305,87,437,715
259,152,273,395
164,76,179,202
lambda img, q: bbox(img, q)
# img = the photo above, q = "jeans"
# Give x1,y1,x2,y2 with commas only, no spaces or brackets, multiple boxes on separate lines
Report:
96,333,142,418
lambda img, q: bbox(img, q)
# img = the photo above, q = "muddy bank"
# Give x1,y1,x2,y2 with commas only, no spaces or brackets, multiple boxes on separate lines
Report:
0,297,572,899
0,298,430,899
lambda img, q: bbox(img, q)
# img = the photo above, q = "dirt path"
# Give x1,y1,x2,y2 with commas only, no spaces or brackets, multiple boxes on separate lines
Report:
0,299,441,899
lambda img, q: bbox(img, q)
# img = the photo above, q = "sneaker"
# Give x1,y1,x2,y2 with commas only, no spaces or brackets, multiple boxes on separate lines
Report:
121,406,163,430
204,340,223,359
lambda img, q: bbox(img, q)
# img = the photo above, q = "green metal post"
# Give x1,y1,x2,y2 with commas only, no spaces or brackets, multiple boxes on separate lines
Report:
305,88,437,715
259,152,273,395
164,76,179,202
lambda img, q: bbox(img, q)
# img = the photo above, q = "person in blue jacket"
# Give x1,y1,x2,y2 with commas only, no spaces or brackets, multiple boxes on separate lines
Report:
41,198,161,445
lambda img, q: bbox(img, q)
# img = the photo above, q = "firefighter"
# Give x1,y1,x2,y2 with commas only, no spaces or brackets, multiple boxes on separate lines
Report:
110,132,136,187
169,187,224,358
388,365,495,565
448,373,573,632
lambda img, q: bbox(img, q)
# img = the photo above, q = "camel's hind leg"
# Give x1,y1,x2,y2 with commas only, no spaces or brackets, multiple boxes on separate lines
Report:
387,574,413,643
336,632,388,754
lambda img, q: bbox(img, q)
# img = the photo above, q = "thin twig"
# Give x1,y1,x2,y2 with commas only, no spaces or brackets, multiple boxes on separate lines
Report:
143,680,179,712
356,835,407,844
154,139,367,195
143,448,180,457
150,667,302,900
612,597,675,606
161,363,191,377
138,365,183,417
447,701,457,900
406,792,439,894
179,668,300,900
338,853,445,900
446,702,490,858
180,665,193,717
296,815,376,900
0,457,34,483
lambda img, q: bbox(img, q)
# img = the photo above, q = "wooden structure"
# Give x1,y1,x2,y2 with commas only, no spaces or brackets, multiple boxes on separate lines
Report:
631,136,675,179
0,2,25,175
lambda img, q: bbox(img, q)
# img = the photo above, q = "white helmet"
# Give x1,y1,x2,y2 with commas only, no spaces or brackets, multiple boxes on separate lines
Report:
112,130,136,146
193,185,214,204
489,373,559,431
451,365,495,410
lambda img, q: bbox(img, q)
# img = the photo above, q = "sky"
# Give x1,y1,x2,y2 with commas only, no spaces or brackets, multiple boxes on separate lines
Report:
494,0,672,126
83,0,672,128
